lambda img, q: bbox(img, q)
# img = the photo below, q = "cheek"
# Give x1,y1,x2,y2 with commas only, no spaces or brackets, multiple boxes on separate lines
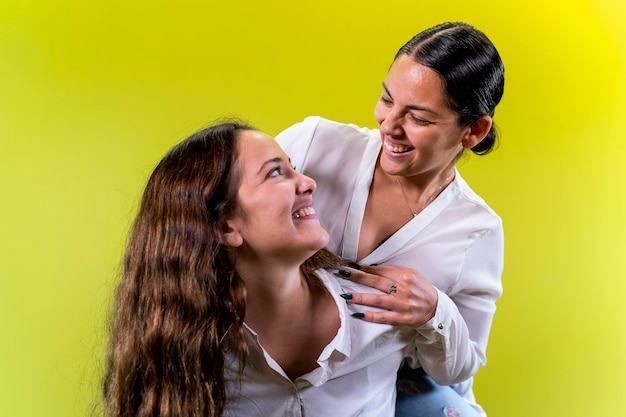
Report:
405,130,447,160
441,126,466,149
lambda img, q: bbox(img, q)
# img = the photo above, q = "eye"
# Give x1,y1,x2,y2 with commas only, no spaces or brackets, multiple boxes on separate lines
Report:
268,166,282,178
379,95,392,105
408,113,432,126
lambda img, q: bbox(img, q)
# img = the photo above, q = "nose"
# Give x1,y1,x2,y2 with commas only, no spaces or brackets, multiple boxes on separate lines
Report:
295,171,316,195
378,107,404,137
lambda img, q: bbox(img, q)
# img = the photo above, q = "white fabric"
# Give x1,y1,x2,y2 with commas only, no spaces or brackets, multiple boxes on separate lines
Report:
275,116,504,416
223,269,420,417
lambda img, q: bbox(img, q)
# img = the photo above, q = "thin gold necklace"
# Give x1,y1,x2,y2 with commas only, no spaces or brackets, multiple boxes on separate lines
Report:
396,172,453,217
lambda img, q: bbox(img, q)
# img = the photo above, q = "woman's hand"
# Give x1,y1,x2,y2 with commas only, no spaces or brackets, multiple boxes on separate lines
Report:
338,264,438,328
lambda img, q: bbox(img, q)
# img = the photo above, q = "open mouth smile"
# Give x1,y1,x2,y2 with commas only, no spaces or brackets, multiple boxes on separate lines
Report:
292,206,316,218
384,138,414,154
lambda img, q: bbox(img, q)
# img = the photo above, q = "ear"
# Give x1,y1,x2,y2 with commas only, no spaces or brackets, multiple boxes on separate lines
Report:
461,115,492,149
218,220,243,248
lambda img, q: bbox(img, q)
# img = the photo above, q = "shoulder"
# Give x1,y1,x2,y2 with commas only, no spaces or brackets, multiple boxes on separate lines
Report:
276,116,377,148
276,117,379,173
274,116,322,147
451,171,502,229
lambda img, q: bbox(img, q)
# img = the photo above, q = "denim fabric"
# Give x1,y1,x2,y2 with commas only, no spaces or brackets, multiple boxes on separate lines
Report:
395,367,482,417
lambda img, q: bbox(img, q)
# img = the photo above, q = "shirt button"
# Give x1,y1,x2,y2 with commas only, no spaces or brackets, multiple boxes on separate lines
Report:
438,323,444,330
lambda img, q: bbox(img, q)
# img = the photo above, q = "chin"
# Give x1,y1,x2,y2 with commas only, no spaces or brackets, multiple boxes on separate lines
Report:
379,156,403,176
310,230,330,252
320,230,330,246
383,153,421,176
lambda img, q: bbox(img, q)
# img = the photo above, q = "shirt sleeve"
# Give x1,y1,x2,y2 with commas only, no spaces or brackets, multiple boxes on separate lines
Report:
406,221,504,385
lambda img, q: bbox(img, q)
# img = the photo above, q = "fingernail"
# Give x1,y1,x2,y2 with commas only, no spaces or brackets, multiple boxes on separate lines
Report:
338,269,351,277
340,293,353,300
351,312,365,319
347,261,362,270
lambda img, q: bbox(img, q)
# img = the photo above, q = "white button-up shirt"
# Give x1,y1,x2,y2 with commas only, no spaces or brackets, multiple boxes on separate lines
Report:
223,269,420,417
276,117,504,416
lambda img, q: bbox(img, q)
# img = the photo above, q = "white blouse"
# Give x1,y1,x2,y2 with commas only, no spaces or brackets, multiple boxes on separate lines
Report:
223,269,420,417
276,116,504,414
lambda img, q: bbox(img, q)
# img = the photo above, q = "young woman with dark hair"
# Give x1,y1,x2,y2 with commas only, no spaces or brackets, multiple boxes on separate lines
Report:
276,21,506,416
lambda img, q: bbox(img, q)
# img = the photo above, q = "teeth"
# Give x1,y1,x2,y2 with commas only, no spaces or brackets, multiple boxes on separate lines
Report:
293,206,316,218
384,139,412,153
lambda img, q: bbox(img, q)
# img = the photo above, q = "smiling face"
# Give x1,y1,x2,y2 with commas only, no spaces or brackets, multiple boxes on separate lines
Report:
374,55,478,179
221,130,329,266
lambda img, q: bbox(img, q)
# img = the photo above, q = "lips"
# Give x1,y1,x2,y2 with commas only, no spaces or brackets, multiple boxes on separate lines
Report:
292,206,316,219
384,138,414,153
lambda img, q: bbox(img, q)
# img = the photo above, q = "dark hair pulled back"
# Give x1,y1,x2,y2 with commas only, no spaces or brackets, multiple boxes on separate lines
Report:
395,22,505,155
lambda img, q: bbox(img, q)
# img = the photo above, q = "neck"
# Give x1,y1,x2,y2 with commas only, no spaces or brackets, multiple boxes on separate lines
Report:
235,255,338,381
235,258,311,320
400,163,455,190
390,165,456,217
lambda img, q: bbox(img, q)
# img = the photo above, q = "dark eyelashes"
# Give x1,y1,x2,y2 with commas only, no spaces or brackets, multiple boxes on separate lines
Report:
409,115,432,125
267,166,281,178
268,163,297,178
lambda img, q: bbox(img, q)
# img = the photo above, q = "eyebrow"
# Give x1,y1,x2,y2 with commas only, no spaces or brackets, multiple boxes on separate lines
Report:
382,82,440,116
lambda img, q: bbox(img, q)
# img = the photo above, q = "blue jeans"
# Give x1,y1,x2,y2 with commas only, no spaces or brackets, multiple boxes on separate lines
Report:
395,366,482,417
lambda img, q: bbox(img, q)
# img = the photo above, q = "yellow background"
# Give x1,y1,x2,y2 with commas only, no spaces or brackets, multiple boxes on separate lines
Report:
1,1,625,416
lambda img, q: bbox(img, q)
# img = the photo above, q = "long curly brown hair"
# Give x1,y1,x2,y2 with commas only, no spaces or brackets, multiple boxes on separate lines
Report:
103,121,343,417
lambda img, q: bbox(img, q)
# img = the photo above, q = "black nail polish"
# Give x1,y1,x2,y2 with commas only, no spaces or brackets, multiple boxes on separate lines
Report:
340,293,353,300
347,261,362,270
338,269,351,277
351,312,365,319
